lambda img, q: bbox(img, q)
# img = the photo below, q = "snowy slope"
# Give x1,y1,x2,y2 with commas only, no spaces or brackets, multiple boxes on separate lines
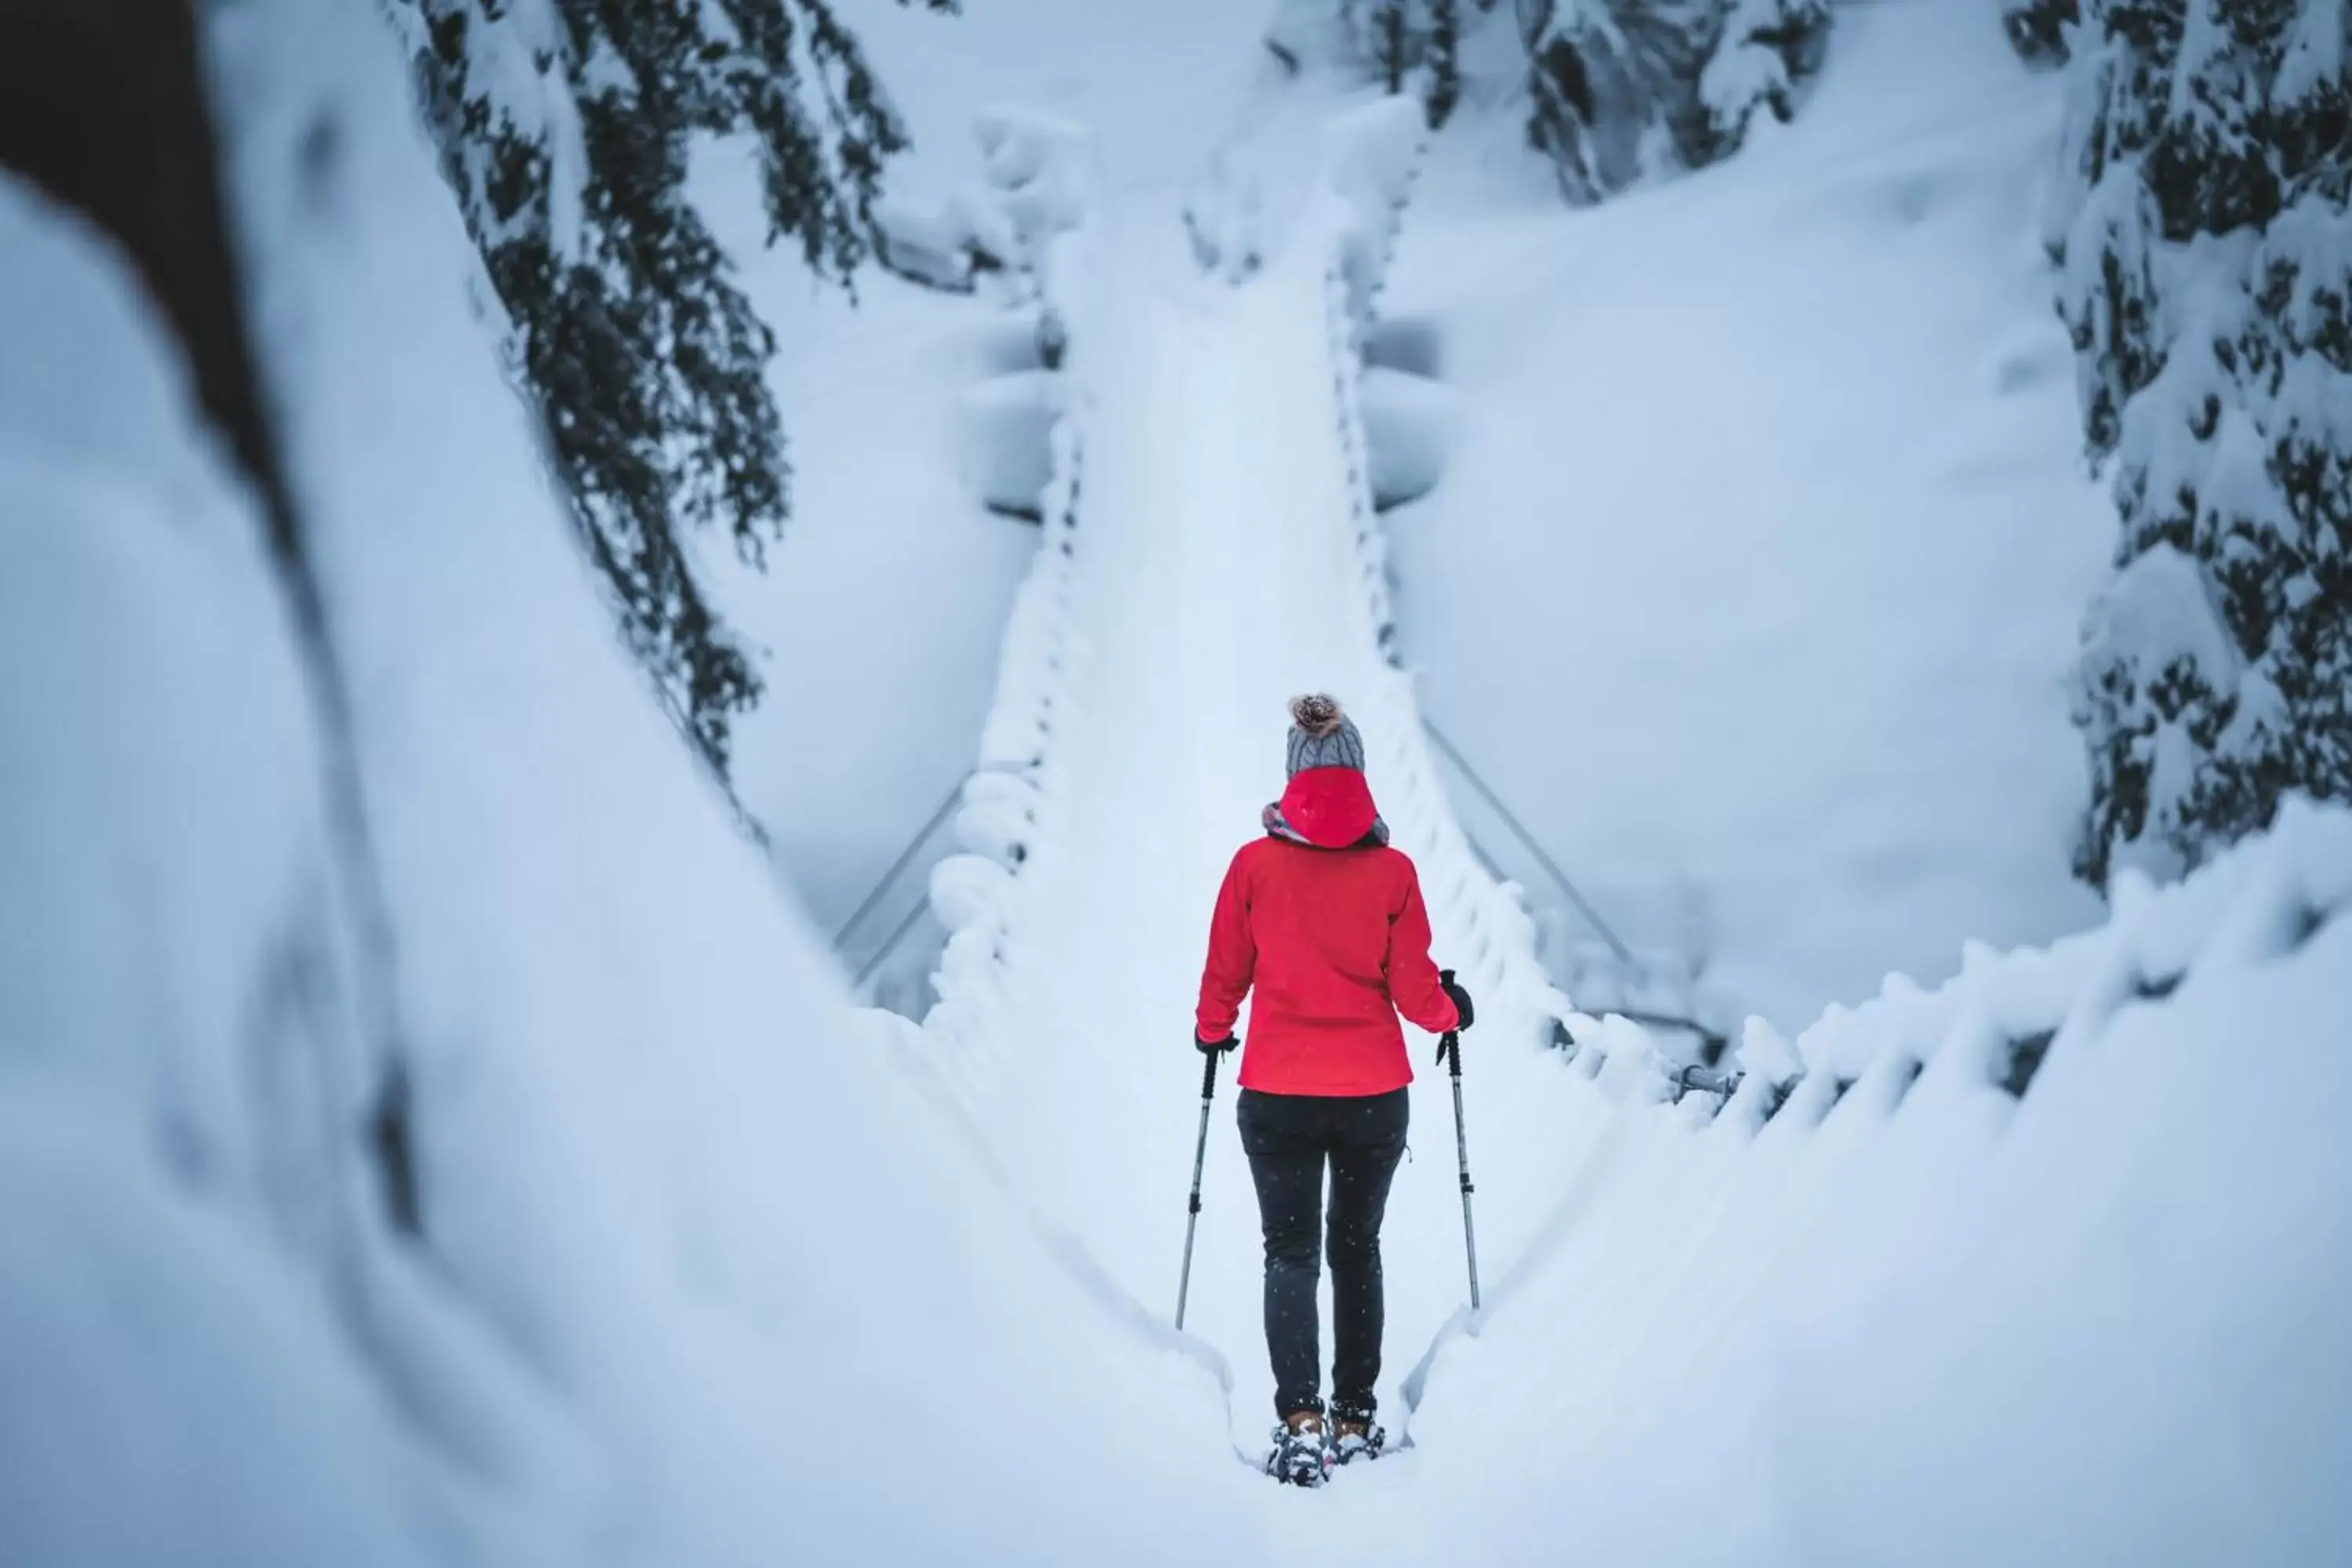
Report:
0,7,1258,1563
0,165,433,1568
1354,801,2352,1566
1385,0,2114,1030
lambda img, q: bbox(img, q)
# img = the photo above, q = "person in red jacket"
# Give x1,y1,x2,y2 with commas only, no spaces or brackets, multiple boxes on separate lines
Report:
1196,694,1474,1486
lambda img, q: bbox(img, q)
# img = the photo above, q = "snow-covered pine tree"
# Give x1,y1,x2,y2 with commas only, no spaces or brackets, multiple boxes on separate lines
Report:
1695,0,1833,159
1430,0,1468,125
2005,0,2082,67
1338,0,1486,125
400,0,950,779
1518,0,1829,202
2051,0,2350,886
1330,2,1828,189
1376,1,1413,93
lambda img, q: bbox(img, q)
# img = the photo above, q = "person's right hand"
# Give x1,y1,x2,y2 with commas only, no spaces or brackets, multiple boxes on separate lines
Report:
1439,969,1475,1031
1196,1033,1238,1057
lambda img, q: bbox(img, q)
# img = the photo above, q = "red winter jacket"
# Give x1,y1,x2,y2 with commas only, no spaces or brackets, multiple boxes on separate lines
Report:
1196,768,1459,1096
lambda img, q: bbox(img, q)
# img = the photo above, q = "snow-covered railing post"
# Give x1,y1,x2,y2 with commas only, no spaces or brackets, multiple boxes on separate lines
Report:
910,114,1104,1088
1662,802,2351,1142
1304,97,1733,1095
1298,98,1575,1076
843,109,1102,1018
1312,96,1425,666
864,106,1099,524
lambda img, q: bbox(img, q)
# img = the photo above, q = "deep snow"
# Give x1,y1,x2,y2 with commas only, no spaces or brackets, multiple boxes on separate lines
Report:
2,7,1255,1561
1383,0,2116,1031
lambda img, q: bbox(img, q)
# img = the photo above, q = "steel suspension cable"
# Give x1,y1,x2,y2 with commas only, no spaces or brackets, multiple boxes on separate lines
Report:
1420,717,1635,965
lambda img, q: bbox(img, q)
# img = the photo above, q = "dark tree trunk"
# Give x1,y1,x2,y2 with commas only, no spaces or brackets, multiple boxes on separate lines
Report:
0,0,289,527
0,0,421,1236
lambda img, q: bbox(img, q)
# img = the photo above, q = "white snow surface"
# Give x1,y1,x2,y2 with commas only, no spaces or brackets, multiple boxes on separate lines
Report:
4,5,1247,1563
1385,0,2116,1029
5,1,2351,1565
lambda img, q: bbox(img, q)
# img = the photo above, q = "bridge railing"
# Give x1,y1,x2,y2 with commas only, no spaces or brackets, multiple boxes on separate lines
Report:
1583,800,2350,1136
1304,112,1577,1070
915,208,1098,1088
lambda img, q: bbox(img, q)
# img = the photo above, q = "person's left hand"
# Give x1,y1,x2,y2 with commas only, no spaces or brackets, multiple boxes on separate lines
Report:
1439,968,1475,1031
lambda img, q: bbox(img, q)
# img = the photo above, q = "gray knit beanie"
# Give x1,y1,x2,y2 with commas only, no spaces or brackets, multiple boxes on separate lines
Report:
1286,693,1366,777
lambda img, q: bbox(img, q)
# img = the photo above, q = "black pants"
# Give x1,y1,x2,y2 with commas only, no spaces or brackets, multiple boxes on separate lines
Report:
1236,1087,1409,1421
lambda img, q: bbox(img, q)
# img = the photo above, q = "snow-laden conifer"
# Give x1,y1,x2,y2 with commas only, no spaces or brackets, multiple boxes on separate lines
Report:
398,0,953,777
2049,0,2350,883
1330,1,1828,195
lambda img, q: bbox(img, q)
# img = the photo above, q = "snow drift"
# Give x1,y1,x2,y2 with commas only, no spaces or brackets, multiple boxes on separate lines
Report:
2,4,1247,1563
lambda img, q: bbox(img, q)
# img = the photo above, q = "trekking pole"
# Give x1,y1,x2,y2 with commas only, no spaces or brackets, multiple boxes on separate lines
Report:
1436,1029,1482,1312
1175,1047,1221,1330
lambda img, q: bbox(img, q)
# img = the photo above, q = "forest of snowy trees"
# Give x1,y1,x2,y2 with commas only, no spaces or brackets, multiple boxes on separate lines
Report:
2023,0,2350,884
1330,0,1831,197
245,0,2343,898
394,0,1842,788
387,0,2343,890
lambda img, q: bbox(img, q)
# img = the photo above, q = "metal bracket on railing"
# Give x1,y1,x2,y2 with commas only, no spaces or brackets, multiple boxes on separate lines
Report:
1622,1010,1732,1064
1670,1063,1740,1105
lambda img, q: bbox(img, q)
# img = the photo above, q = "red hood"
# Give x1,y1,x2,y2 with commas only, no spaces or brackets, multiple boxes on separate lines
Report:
1276,767,1379,848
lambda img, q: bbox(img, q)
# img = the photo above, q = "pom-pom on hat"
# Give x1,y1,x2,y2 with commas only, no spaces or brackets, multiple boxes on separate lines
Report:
1286,693,1367,778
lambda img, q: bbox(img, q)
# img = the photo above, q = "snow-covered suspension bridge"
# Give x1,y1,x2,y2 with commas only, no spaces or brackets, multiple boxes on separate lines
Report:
893,100,2352,1556
907,102,1581,1457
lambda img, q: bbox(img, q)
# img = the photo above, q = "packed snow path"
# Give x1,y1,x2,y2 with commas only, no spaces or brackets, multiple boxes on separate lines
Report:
913,187,1582,1468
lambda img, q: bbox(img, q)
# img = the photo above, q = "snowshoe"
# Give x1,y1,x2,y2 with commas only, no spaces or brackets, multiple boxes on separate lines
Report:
1332,1417,1386,1466
1265,1414,1334,1487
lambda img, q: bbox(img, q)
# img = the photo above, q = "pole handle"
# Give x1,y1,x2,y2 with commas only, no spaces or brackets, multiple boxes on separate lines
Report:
1200,1047,1221,1102
1435,1029,1461,1076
